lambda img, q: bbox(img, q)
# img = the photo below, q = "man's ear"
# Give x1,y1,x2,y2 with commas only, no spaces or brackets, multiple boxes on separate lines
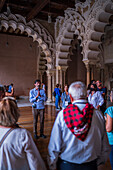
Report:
69,94,74,103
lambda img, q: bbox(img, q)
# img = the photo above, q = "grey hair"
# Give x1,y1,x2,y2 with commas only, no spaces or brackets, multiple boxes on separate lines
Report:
68,81,87,100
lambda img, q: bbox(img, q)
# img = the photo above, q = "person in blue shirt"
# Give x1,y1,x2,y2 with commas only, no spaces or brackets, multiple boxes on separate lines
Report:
5,83,14,97
96,80,107,113
29,79,47,139
8,83,13,93
54,84,61,109
61,84,71,109
104,90,113,170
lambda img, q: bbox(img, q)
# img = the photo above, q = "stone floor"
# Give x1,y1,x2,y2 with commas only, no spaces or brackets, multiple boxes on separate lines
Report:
17,100,112,170
17,96,55,107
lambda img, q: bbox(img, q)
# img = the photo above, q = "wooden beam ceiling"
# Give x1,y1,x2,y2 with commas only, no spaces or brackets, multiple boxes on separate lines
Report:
0,0,6,12
26,0,49,22
50,1,74,9
8,3,32,10
41,10,64,17
0,0,85,23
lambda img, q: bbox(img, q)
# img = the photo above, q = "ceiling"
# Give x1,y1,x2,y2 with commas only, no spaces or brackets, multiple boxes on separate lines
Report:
0,0,86,23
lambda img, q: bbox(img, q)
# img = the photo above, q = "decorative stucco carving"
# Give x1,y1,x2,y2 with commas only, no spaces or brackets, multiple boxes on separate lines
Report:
0,12,55,71
55,0,113,69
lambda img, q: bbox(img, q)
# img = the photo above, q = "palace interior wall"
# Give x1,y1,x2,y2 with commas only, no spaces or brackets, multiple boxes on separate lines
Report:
0,34,39,96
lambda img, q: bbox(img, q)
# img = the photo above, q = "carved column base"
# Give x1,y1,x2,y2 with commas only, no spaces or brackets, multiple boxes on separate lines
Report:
46,98,52,103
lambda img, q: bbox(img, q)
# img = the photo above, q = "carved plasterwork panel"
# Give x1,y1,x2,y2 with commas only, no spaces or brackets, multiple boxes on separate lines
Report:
55,0,113,69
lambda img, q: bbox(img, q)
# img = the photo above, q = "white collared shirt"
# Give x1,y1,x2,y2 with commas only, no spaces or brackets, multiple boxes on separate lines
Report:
88,91,104,109
48,99,110,170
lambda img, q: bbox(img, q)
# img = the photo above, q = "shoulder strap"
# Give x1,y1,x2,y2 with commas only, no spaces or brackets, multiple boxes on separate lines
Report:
0,128,14,147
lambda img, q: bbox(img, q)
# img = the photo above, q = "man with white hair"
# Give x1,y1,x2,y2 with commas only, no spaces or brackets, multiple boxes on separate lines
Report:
48,81,110,170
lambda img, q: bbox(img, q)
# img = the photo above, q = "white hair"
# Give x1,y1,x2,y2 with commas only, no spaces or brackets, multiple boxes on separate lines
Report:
68,81,87,100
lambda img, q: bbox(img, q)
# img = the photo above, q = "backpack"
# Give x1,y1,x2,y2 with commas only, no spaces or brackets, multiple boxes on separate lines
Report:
52,91,56,97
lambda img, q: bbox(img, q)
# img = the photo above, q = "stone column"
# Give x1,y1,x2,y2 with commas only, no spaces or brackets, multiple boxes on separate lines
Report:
83,60,90,86
51,70,56,102
91,65,94,81
56,66,60,84
64,71,66,85
60,69,63,89
56,67,59,84
60,66,68,90
46,70,52,103
86,63,90,86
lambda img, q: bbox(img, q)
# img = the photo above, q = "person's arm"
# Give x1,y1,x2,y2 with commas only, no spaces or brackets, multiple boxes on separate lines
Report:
48,112,62,170
106,114,113,132
29,90,37,103
5,92,11,96
11,87,14,95
38,90,47,101
23,131,47,170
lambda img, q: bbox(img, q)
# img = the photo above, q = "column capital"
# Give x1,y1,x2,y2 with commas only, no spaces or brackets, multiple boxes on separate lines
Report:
46,69,56,76
83,59,89,66
56,66,68,71
60,66,68,71
83,59,90,71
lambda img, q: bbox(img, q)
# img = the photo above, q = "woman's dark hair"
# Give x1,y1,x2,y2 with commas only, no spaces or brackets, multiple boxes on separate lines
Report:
90,80,96,84
56,84,59,88
87,83,91,90
34,79,41,84
91,84,97,91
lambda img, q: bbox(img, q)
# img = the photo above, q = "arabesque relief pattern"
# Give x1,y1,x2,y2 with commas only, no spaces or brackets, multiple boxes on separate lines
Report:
55,0,113,85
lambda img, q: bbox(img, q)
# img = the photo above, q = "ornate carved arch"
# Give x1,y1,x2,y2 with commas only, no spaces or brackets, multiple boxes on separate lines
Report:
0,12,55,70
55,0,113,69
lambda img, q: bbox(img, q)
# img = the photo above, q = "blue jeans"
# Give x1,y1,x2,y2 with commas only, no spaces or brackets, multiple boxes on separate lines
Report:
55,94,60,109
110,145,113,170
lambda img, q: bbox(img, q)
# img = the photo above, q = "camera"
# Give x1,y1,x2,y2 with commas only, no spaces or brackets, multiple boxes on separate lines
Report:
32,103,36,108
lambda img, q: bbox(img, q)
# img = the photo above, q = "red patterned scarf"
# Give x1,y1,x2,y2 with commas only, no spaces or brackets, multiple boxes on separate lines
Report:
63,103,94,141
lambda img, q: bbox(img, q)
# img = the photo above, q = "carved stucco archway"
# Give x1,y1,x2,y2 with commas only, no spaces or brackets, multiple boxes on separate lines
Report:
0,12,55,70
55,0,113,86
0,12,56,101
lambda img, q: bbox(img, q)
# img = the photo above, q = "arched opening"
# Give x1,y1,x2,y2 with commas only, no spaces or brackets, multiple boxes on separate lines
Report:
0,13,54,97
